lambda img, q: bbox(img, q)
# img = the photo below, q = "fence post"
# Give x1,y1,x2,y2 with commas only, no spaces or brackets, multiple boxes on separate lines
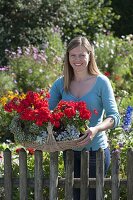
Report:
96,148,104,200
65,150,74,200
34,150,43,200
4,148,12,200
80,149,89,200
127,148,133,200
19,148,28,200
111,151,120,200
49,152,58,200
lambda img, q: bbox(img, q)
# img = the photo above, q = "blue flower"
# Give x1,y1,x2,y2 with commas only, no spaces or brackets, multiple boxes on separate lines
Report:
122,106,133,131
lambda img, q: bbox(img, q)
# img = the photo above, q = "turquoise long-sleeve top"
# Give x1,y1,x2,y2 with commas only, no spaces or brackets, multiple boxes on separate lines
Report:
49,74,120,151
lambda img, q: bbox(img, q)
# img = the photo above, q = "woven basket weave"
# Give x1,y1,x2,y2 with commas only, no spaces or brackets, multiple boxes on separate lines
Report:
22,122,92,152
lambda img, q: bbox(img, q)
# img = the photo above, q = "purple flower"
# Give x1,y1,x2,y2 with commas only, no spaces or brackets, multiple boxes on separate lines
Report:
17,47,22,57
32,47,38,54
112,149,120,154
118,142,124,148
24,47,30,55
33,53,38,60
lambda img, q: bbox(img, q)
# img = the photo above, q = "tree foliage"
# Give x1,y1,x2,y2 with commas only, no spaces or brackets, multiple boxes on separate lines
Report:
111,0,133,37
0,0,118,65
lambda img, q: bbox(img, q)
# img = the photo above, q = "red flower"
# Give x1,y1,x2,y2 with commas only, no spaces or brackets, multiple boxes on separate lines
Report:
26,148,35,155
104,71,110,77
52,100,93,132
64,107,76,118
0,154,3,163
16,148,23,154
45,92,50,99
93,109,98,115
114,75,121,81
79,109,92,120
4,90,95,135
4,91,51,127
52,121,60,128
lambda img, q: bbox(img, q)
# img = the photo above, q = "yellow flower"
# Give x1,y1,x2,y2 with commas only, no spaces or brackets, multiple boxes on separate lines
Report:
0,91,25,106
0,97,8,106
115,145,119,149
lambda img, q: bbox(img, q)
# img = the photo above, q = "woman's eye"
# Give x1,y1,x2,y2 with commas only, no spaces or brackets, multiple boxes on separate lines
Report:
70,55,76,59
69,54,87,60
79,54,85,58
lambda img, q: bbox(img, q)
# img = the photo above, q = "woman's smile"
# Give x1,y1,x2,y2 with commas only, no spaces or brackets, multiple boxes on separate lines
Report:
69,46,90,73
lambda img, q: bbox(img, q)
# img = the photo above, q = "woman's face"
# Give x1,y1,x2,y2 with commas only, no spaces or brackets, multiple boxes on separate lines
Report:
69,45,90,74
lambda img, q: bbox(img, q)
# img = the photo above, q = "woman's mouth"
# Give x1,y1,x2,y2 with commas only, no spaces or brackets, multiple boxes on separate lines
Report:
74,63,82,66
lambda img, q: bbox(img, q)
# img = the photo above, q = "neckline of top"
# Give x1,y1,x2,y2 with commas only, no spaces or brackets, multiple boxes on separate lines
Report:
73,75,96,83
69,75,100,99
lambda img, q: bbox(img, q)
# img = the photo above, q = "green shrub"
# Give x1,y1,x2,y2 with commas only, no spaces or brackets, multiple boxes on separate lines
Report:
0,70,15,95
94,33,133,94
5,28,64,92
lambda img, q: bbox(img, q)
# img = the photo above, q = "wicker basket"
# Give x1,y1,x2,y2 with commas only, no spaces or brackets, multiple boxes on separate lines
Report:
22,122,92,152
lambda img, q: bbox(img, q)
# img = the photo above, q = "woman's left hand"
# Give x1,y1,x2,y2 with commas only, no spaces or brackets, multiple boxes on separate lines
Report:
86,126,99,139
76,126,98,147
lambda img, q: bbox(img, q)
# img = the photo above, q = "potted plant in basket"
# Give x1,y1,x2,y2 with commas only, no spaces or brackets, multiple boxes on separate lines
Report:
4,90,94,152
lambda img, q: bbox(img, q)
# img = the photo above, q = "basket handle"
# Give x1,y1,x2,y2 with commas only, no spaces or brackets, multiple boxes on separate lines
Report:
47,122,53,135
46,122,57,145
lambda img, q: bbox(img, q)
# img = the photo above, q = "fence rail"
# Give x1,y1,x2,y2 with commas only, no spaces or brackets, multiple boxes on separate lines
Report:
0,148,133,200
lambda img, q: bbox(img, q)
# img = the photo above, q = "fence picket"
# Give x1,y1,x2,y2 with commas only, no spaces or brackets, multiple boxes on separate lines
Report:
50,152,58,200
4,148,12,200
96,148,104,200
111,151,120,200
80,150,89,200
65,150,74,200
19,148,28,200
34,150,43,200
127,148,133,200
1,148,133,199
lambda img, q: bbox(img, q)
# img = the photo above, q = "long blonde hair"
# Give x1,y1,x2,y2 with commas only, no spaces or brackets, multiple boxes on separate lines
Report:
64,36,100,92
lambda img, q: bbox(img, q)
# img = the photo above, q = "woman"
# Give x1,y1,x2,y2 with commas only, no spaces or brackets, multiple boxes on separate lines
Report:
49,36,120,200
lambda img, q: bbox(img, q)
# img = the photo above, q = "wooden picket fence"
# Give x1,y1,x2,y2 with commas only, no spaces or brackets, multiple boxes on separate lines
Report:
0,148,133,200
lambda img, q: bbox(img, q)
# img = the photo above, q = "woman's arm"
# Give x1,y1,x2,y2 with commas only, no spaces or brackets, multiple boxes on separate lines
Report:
88,117,115,138
89,76,120,138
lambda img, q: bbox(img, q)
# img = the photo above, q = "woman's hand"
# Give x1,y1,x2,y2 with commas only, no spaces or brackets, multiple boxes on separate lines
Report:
86,126,99,139
76,127,98,147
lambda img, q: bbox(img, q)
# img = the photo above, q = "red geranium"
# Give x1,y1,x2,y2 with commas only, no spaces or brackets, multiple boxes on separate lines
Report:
4,90,51,128
52,100,92,132
4,91,96,135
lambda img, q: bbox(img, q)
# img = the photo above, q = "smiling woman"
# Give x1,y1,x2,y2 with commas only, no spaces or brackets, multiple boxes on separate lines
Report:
69,46,90,75
49,36,120,200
